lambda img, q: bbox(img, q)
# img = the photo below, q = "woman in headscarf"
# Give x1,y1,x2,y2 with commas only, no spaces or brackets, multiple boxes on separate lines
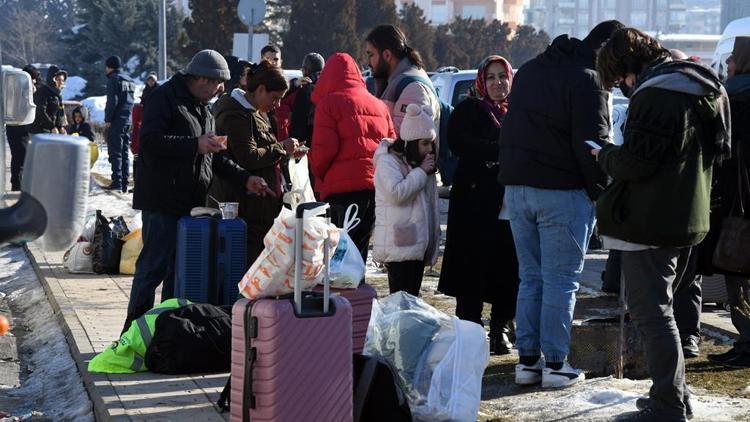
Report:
438,55,519,355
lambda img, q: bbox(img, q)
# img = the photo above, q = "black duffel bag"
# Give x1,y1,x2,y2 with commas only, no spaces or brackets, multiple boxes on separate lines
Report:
92,210,129,274
145,304,232,374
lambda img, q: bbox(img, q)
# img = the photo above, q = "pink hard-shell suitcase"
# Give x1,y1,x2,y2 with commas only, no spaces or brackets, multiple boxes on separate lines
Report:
313,283,376,354
230,202,353,422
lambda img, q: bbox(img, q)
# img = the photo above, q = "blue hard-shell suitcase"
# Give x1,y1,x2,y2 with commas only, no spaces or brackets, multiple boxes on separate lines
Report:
175,216,247,305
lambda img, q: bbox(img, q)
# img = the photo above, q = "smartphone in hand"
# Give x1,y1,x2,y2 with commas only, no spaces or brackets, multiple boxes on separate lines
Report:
585,140,602,150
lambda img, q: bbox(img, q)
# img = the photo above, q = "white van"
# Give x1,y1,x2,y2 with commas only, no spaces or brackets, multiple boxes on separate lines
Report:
430,70,477,107
711,16,750,79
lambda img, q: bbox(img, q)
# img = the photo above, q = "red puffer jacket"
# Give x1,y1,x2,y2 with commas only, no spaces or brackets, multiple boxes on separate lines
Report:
310,53,395,200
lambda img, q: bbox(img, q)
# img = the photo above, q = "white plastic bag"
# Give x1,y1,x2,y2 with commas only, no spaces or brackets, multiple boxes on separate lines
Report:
364,292,489,422
283,156,316,209
63,242,95,274
327,204,365,289
79,211,97,242
238,206,340,299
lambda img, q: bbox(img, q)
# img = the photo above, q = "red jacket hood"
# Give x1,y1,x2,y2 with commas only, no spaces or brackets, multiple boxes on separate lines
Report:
311,53,365,104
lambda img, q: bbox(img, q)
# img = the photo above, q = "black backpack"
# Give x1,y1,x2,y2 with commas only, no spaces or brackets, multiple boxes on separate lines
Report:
144,304,232,374
353,354,412,422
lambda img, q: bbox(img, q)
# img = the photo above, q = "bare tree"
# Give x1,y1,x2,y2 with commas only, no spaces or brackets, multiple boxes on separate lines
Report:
0,3,61,67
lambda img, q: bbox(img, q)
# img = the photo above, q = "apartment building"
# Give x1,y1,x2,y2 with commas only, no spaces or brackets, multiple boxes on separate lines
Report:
526,0,689,39
395,0,524,26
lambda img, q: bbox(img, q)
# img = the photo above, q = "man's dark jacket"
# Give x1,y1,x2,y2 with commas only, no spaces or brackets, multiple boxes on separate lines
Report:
133,73,250,215
290,82,316,144
498,35,609,200
29,70,64,134
105,71,136,124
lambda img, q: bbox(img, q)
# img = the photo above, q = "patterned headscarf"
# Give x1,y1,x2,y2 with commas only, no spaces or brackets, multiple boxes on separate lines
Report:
469,55,513,128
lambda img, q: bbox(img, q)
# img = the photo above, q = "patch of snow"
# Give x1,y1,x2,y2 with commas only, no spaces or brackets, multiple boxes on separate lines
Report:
0,245,94,420
91,144,134,184
125,56,140,74
81,96,106,124
744,385,750,395
71,23,87,34
578,284,609,298
61,76,87,100
701,327,735,345
483,376,750,421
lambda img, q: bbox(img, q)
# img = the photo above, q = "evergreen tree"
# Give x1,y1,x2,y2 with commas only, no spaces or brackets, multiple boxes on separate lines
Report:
508,25,550,67
398,3,436,70
480,20,512,65
67,0,190,96
433,24,468,69
182,0,247,58
356,0,398,54
283,0,358,68
256,0,293,47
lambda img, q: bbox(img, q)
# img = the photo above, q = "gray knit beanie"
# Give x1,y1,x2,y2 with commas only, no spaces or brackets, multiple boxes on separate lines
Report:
184,49,231,81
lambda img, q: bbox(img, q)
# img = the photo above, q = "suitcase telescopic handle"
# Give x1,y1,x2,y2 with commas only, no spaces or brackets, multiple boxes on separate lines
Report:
295,201,330,219
294,202,332,314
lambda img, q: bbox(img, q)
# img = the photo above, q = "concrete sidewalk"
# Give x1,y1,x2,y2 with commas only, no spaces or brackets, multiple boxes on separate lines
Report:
26,241,742,421
27,243,229,421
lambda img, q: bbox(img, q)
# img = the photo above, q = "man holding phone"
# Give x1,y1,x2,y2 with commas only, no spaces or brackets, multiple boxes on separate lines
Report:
124,50,273,334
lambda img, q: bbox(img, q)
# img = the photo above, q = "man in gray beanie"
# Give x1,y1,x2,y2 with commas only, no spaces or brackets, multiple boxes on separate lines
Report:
104,54,136,192
123,49,273,334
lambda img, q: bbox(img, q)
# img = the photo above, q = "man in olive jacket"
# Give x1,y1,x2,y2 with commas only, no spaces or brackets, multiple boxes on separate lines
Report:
124,50,272,334
596,29,730,422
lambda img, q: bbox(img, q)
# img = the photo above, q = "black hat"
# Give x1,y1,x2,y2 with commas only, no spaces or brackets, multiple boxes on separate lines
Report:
22,64,40,82
106,55,122,69
46,65,68,85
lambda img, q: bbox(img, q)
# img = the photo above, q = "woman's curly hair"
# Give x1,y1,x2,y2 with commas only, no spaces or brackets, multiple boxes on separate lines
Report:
596,28,670,90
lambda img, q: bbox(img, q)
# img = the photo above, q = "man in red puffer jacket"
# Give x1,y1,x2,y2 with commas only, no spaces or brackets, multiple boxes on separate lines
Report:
310,52,396,262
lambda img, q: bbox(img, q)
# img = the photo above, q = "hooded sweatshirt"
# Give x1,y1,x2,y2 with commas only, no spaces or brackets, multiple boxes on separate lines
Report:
597,59,727,248
29,65,66,133
67,106,96,142
309,53,396,200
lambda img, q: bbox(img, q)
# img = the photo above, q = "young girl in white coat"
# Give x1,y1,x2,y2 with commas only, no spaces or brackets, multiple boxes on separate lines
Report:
373,104,441,296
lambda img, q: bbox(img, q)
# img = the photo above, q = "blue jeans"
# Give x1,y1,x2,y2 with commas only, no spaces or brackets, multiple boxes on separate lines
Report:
107,120,131,187
504,186,595,363
127,210,179,318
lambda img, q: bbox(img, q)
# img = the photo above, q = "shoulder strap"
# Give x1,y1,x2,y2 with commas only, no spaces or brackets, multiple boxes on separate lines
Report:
393,75,436,100
736,140,748,217
217,377,231,412
353,357,378,422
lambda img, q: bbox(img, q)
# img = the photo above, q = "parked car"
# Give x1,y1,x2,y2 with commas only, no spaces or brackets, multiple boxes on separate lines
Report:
712,16,750,80
430,70,477,107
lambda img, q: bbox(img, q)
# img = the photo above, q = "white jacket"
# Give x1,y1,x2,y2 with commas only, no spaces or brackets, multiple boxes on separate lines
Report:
373,140,440,264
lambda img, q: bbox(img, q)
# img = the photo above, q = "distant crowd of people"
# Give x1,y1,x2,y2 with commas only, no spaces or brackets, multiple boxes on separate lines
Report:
7,20,750,422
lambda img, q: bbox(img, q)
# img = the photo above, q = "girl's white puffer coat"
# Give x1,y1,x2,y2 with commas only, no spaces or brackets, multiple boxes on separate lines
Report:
373,140,440,265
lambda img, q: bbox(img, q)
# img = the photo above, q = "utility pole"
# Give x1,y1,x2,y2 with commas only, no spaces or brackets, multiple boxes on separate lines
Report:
0,42,6,195
158,0,167,80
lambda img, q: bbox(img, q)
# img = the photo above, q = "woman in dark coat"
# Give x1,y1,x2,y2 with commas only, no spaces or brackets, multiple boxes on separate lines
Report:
699,37,750,368
211,61,300,266
438,55,519,355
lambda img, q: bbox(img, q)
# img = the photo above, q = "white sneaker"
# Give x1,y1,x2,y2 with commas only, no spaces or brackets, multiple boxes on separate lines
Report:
515,357,545,385
542,361,585,388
